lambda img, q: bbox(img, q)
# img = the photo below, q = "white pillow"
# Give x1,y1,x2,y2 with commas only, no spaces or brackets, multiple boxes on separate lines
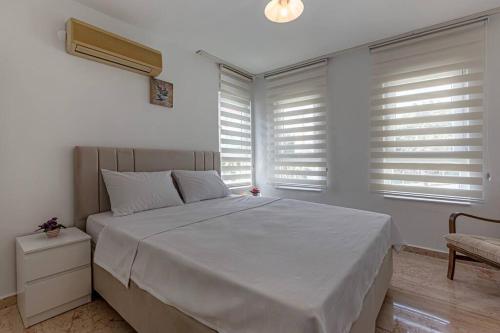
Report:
173,170,231,203
101,169,183,216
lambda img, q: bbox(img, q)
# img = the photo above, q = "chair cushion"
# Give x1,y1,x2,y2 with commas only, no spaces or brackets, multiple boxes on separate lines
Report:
445,233,500,264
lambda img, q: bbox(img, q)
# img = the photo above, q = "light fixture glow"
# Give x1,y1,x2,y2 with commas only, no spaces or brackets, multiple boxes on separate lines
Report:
265,0,304,23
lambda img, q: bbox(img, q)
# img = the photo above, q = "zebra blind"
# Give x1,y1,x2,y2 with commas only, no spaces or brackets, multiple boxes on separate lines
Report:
219,66,253,188
370,22,486,202
266,61,328,190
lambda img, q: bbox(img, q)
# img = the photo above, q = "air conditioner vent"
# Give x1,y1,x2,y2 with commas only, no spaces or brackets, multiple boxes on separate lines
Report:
66,18,162,77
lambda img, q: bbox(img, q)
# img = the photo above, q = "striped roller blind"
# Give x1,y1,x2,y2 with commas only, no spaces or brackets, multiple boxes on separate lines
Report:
219,66,253,188
370,22,486,202
266,61,328,190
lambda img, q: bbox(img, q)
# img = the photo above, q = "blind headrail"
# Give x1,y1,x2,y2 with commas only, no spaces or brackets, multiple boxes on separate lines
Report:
220,64,254,81
264,59,328,79
196,49,254,79
370,16,488,51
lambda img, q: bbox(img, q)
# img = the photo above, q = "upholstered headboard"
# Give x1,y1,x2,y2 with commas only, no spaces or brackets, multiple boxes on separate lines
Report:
74,146,221,230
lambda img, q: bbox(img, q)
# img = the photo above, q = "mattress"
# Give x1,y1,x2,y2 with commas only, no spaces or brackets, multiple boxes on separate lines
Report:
93,196,402,333
86,211,114,243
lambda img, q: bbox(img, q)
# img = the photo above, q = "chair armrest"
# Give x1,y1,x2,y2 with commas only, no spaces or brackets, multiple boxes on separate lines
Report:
449,212,500,233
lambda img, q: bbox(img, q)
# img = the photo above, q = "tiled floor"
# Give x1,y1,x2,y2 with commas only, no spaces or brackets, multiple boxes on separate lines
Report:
377,251,500,332
1,250,500,332
0,298,133,333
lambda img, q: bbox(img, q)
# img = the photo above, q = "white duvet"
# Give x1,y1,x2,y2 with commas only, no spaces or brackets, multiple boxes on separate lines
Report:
94,196,401,333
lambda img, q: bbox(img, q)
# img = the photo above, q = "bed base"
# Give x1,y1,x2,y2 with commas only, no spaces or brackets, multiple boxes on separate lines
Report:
93,250,392,333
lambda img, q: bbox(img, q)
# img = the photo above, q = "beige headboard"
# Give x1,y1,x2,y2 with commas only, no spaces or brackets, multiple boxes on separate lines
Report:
74,146,221,230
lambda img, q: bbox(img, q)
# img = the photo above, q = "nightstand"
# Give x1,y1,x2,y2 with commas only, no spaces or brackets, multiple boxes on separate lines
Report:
16,227,91,327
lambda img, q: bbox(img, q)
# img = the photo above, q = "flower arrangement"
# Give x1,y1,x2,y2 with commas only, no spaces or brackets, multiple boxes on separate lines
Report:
249,186,261,197
37,217,66,238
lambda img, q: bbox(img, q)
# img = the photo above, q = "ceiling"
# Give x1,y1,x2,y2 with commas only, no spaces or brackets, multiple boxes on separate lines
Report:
75,0,500,74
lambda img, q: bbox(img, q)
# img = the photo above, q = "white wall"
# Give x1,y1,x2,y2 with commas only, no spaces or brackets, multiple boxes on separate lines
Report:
0,0,219,298
255,15,500,253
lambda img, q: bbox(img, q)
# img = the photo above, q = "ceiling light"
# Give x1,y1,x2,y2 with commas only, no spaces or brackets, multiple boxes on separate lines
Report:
265,0,304,23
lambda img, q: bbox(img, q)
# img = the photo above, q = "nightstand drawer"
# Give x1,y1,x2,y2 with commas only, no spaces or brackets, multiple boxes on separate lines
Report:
24,240,90,282
24,266,91,317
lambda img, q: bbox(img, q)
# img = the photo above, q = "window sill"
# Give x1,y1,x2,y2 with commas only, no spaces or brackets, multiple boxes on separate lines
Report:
383,194,473,206
275,185,324,192
229,185,252,190
229,185,252,195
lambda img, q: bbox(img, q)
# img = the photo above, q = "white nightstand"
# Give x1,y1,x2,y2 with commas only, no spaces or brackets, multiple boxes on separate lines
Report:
16,227,91,327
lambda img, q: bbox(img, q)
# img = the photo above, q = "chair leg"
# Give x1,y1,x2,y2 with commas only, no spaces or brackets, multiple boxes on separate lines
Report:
447,249,456,280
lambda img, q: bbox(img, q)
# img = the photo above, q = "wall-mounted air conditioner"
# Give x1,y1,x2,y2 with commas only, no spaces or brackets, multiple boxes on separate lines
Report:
66,18,162,77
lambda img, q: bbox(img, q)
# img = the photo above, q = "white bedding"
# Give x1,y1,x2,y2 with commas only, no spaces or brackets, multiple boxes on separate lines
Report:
94,196,401,333
87,212,114,243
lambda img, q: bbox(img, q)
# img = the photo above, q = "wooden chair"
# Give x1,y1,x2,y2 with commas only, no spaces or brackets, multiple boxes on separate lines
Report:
445,213,500,280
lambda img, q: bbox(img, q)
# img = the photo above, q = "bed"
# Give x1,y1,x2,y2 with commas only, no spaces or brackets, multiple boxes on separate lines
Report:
74,146,400,333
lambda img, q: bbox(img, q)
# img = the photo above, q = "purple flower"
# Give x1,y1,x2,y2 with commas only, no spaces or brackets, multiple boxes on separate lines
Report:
36,217,66,232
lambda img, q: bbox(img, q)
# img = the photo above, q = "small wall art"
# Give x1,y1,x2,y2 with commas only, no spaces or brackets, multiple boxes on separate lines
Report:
150,78,173,108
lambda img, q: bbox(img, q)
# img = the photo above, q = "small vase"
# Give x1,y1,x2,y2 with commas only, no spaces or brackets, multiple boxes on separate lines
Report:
46,229,60,238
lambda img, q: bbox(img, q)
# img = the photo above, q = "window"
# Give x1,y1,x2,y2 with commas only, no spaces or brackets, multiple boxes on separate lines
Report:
266,61,328,190
219,65,253,189
370,22,485,202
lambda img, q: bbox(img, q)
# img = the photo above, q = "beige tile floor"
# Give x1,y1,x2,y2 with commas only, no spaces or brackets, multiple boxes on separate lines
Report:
1,250,500,333
377,251,500,332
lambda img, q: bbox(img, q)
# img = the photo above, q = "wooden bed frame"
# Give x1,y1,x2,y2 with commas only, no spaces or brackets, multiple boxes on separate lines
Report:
74,146,392,333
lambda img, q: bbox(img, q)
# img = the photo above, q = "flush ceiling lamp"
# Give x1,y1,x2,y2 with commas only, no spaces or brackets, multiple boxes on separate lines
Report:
265,0,304,23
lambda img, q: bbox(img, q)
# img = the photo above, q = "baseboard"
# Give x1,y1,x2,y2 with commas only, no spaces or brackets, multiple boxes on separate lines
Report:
0,293,17,310
403,245,498,269
403,245,448,260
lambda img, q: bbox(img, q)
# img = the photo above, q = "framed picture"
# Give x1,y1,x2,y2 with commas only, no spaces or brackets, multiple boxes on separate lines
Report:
150,78,173,108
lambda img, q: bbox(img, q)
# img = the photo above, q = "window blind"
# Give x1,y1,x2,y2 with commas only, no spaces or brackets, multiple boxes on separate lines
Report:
266,61,328,190
219,66,253,188
370,22,486,202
